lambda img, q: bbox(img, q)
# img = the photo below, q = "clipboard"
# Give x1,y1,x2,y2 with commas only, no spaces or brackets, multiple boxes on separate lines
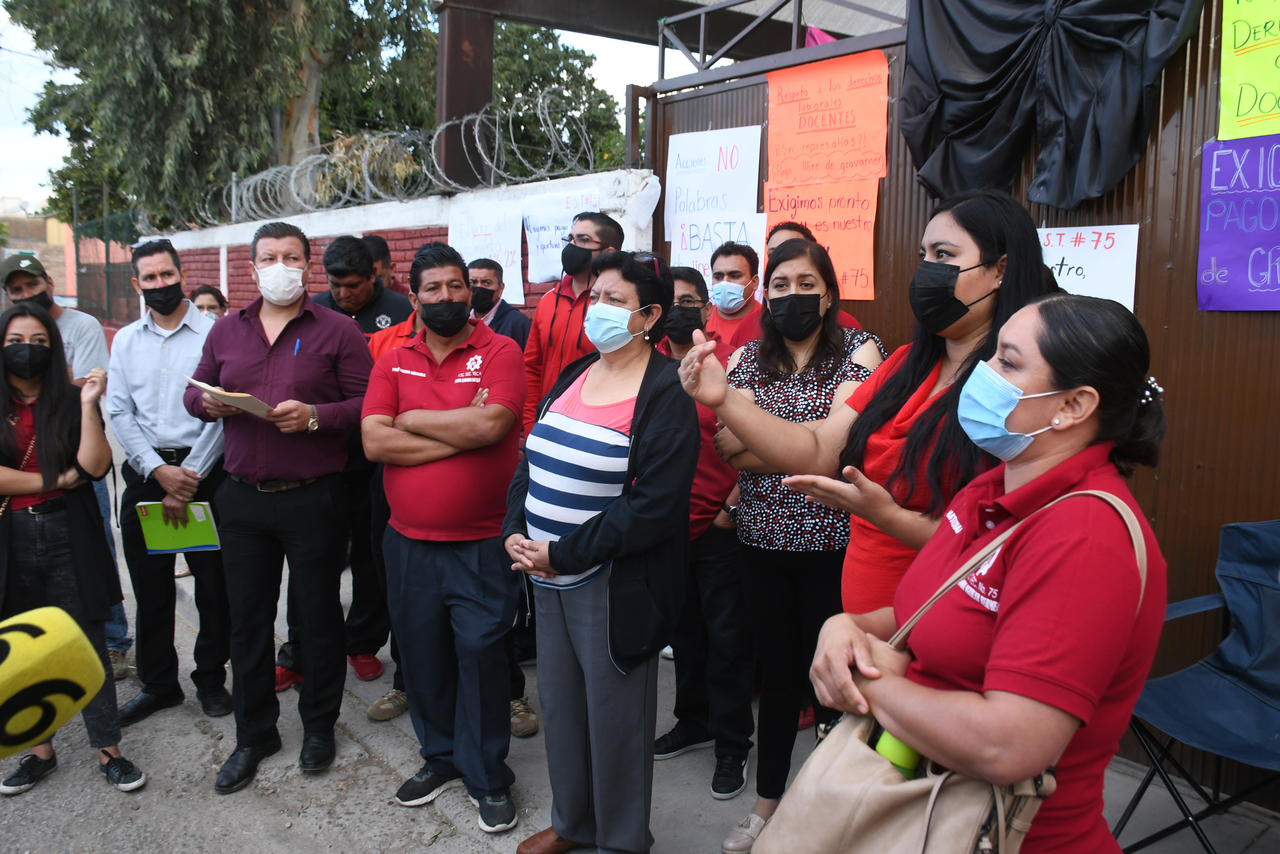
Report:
185,376,273,417
135,501,221,555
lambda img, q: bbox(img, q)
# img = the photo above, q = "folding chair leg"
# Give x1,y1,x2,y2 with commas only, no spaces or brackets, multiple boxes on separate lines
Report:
1123,722,1219,854
1112,721,1167,840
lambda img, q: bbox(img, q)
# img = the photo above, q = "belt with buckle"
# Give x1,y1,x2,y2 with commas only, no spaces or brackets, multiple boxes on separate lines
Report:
229,474,319,493
154,447,191,466
25,496,67,515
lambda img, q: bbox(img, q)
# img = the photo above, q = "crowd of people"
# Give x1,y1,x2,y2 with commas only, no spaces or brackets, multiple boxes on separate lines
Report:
0,188,1168,854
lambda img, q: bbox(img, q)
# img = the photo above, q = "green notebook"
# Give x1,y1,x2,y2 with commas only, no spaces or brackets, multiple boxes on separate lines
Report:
135,501,221,555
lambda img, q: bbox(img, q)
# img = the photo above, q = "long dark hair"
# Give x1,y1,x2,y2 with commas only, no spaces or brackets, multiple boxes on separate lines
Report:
0,303,79,492
757,239,843,384
1033,294,1165,476
841,189,1058,515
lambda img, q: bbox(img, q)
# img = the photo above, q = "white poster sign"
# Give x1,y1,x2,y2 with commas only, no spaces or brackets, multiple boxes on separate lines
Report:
448,202,525,304
668,213,769,281
664,126,762,241
1036,224,1141,311
522,189,602,285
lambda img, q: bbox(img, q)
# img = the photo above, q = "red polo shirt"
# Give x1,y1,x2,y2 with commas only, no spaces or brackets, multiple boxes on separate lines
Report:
363,320,527,541
893,442,1166,854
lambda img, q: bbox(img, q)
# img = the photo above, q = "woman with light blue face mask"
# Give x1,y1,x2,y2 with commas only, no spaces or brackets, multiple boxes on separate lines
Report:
807,294,1168,854
503,252,701,854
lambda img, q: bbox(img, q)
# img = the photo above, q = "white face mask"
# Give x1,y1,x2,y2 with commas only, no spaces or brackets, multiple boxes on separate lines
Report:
256,262,306,306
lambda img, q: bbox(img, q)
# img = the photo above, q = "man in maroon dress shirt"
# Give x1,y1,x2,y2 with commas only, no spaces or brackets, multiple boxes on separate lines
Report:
184,221,375,794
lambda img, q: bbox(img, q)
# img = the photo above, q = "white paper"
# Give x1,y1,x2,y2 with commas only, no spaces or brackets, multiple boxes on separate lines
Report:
522,189,602,284
664,126,763,241
448,201,525,305
184,376,273,418
668,212,769,281
1036,224,1141,311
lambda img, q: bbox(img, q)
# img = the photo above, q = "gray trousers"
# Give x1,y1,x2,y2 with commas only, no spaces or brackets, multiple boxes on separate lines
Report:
535,570,659,854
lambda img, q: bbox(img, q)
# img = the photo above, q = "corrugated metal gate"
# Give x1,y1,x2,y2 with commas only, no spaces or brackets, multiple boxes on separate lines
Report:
652,0,1279,807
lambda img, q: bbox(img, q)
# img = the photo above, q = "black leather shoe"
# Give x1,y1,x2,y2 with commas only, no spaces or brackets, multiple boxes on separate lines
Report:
215,736,282,794
197,687,233,718
298,731,335,772
118,690,184,727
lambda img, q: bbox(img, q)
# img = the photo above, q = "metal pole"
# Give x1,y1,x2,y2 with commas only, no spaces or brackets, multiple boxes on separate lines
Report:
231,171,238,222
792,0,803,50
658,21,665,81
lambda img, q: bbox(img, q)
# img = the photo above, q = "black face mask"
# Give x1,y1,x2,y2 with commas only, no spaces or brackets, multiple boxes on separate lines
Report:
142,282,185,316
419,300,470,337
470,286,497,317
908,260,995,335
3,343,52,379
561,243,594,276
768,293,826,341
17,289,54,312
664,305,705,345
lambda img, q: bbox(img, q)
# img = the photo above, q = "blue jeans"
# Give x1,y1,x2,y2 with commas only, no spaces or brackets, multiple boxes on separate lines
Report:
94,477,132,654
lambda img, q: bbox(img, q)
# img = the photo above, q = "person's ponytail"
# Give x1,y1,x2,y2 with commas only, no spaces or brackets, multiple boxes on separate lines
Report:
1110,390,1165,477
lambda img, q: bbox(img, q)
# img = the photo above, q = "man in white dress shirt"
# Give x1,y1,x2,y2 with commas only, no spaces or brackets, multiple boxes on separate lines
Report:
107,239,232,725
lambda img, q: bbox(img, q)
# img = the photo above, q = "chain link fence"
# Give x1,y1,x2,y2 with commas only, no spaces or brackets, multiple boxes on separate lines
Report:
74,212,140,326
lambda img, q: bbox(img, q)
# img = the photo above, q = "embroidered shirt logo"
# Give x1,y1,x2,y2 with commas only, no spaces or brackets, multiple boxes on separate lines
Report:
466,354,483,371
375,314,392,329
455,352,484,383
946,510,963,534
959,547,1002,612
392,365,427,378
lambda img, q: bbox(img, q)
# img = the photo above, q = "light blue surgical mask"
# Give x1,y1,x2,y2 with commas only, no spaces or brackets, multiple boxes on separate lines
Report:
957,360,1065,462
584,301,651,353
710,281,748,314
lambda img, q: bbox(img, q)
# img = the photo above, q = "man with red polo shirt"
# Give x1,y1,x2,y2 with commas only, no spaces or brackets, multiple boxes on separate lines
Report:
362,242,526,835
521,211,622,440
653,266,755,801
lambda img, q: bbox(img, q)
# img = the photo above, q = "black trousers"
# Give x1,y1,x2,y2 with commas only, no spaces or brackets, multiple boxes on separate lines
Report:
277,464,392,667
741,544,844,800
671,523,755,757
217,473,348,747
120,459,231,696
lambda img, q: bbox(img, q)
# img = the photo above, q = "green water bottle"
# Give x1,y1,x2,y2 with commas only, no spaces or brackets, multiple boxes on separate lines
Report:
876,731,921,780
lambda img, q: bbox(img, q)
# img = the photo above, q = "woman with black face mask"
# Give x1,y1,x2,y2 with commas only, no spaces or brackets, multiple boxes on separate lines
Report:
0,303,149,797
706,240,884,853
681,189,1058,638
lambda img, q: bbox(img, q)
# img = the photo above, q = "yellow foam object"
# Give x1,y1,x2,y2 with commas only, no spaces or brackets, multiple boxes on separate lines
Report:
0,606,105,758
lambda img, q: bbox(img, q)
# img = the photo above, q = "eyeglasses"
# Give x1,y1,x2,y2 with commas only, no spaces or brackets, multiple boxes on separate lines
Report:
674,296,705,308
562,234,602,249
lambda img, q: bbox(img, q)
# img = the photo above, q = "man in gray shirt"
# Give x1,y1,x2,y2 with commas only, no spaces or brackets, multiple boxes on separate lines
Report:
1,254,132,677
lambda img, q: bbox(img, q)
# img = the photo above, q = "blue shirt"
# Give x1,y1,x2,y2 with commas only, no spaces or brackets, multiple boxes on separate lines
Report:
108,301,224,478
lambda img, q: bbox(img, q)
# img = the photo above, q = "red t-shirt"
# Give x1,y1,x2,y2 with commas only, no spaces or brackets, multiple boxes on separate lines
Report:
706,302,760,344
363,320,527,541
9,397,63,511
367,316,417,363
727,307,862,350
842,345,956,613
657,333,737,540
893,442,1166,854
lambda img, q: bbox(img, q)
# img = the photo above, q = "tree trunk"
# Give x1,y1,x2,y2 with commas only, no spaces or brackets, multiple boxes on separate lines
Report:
274,0,332,166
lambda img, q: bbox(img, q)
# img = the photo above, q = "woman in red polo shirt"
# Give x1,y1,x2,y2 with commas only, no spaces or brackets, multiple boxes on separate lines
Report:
0,302,147,796
682,189,1058,618
810,294,1167,853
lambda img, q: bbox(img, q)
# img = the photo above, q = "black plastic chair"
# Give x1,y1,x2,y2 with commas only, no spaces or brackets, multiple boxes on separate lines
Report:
1112,520,1280,853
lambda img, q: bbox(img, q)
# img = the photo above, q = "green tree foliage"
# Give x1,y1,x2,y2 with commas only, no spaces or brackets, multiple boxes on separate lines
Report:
9,0,625,225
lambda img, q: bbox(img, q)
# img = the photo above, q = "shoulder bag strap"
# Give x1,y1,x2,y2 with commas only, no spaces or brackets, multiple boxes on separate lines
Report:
0,434,38,520
888,490,1148,652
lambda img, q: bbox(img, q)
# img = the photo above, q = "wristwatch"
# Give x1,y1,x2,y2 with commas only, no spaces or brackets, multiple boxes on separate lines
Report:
722,502,738,523
306,404,319,433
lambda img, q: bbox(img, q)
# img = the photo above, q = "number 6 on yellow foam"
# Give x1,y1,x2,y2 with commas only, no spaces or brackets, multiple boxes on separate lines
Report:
0,607,106,758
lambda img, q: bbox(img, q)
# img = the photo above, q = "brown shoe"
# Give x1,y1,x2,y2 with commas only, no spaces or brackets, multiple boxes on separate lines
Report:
516,827,582,854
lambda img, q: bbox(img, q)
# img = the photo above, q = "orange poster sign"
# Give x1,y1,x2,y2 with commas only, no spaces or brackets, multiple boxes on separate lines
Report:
765,179,878,300
766,51,888,299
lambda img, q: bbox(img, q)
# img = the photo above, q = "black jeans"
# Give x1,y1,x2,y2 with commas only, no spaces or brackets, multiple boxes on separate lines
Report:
4,507,121,749
671,524,755,756
120,460,231,696
740,544,844,800
217,474,348,747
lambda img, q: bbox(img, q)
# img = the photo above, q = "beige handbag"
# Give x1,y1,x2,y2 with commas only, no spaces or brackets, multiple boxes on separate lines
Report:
754,490,1148,854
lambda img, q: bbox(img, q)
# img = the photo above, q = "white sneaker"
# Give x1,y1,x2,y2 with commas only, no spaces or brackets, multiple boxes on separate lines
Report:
722,813,768,853
660,645,675,660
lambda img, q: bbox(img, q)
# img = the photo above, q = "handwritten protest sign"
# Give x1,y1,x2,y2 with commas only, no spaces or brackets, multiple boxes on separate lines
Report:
1037,225,1140,311
663,126,762,241
1197,134,1280,310
522,189,601,285
448,201,525,304
766,50,888,186
764,179,879,300
668,213,768,280
1218,0,1280,141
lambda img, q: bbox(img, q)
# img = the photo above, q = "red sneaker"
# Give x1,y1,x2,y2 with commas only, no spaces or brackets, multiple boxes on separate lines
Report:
275,665,304,692
348,653,385,681
798,705,815,731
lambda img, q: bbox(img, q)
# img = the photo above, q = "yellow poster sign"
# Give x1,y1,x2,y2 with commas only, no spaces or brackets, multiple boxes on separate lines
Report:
1219,0,1280,140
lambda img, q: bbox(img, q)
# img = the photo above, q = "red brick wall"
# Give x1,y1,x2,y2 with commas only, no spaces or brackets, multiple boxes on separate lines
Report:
177,224,548,318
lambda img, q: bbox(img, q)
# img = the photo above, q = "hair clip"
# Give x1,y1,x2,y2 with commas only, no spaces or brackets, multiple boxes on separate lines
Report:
1139,376,1164,406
